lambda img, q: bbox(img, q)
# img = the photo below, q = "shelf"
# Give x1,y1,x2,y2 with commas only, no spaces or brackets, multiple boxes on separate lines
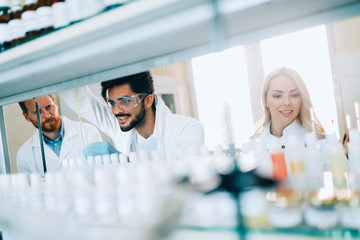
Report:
0,0,359,105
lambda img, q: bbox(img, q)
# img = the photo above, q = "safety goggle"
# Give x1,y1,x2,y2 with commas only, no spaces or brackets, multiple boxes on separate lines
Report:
107,93,148,110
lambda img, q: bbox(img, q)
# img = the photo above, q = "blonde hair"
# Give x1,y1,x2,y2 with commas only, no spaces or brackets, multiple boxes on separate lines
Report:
252,67,325,139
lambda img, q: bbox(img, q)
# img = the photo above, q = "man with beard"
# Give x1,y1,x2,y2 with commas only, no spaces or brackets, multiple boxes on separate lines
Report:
62,71,204,159
16,95,102,173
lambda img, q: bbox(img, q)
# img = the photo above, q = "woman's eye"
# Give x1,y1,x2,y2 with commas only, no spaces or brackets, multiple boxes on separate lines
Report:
273,95,281,99
291,93,299,98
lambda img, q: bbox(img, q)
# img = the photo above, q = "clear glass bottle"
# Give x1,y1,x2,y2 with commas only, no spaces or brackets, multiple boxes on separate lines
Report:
0,0,11,52
36,0,54,34
21,0,39,39
9,0,25,46
326,133,348,189
303,132,324,193
269,139,287,180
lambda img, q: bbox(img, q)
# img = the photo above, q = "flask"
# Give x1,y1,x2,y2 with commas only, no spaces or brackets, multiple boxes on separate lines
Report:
8,0,25,46
0,0,11,51
36,0,54,34
21,0,39,39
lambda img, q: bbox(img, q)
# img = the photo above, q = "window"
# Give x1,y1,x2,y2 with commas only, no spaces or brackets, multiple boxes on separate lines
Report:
192,46,253,149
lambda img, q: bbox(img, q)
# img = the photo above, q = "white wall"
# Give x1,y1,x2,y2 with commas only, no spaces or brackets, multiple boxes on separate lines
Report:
328,16,360,136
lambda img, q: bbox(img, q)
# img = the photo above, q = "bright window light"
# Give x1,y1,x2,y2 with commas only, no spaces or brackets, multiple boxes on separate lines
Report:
192,46,253,149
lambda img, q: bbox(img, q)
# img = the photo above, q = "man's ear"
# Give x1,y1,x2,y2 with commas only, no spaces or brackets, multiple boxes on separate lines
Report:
23,112,31,122
145,94,154,109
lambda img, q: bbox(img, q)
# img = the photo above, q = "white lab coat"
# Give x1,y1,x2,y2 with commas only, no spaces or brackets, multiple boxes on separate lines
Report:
255,120,308,151
17,116,102,173
61,87,205,158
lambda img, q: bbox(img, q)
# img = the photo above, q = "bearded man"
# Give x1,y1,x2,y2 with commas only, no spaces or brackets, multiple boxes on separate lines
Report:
17,95,102,173
62,71,204,160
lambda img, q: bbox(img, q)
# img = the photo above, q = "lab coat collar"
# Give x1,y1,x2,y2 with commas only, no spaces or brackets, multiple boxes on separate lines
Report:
266,119,302,137
128,95,170,154
31,117,78,153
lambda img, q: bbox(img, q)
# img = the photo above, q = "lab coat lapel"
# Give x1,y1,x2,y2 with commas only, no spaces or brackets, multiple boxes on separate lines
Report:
31,132,57,173
153,95,171,159
59,117,77,158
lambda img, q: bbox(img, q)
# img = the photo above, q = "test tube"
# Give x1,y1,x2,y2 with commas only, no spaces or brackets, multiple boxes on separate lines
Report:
346,114,352,131
355,102,360,131
310,107,315,132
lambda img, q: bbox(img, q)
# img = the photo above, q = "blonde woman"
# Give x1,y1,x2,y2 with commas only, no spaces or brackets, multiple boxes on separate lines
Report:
252,67,325,151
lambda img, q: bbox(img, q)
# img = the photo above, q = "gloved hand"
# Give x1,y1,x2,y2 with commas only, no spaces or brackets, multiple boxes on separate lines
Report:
82,141,120,159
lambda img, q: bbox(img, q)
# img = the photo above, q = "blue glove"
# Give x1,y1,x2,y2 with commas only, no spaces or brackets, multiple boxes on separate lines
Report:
82,141,120,159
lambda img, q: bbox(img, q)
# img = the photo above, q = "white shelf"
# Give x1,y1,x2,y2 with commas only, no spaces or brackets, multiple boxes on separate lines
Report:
0,0,359,105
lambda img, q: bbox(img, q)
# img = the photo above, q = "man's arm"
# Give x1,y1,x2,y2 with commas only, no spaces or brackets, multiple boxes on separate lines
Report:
178,120,205,151
61,86,120,142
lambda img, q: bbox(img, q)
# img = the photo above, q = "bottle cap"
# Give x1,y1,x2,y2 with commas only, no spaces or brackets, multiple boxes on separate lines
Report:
30,172,42,187
25,0,37,5
128,152,138,163
87,155,95,165
61,158,69,168
102,154,111,165
76,157,85,167
94,155,103,165
0,0,10,7
110,153,119,164
119,153,128,164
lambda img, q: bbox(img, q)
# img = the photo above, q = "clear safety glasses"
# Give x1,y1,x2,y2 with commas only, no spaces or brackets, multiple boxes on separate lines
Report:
107,93,148,110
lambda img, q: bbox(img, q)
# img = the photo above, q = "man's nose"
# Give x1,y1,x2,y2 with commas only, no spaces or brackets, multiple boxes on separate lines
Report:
40,109,52,119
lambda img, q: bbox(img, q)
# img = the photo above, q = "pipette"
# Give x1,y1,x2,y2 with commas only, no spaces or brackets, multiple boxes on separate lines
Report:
73,89,86,148
36,102,47,175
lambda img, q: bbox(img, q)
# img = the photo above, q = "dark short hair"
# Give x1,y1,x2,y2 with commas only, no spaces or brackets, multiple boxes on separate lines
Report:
19,95,55,114
101,71,156,111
